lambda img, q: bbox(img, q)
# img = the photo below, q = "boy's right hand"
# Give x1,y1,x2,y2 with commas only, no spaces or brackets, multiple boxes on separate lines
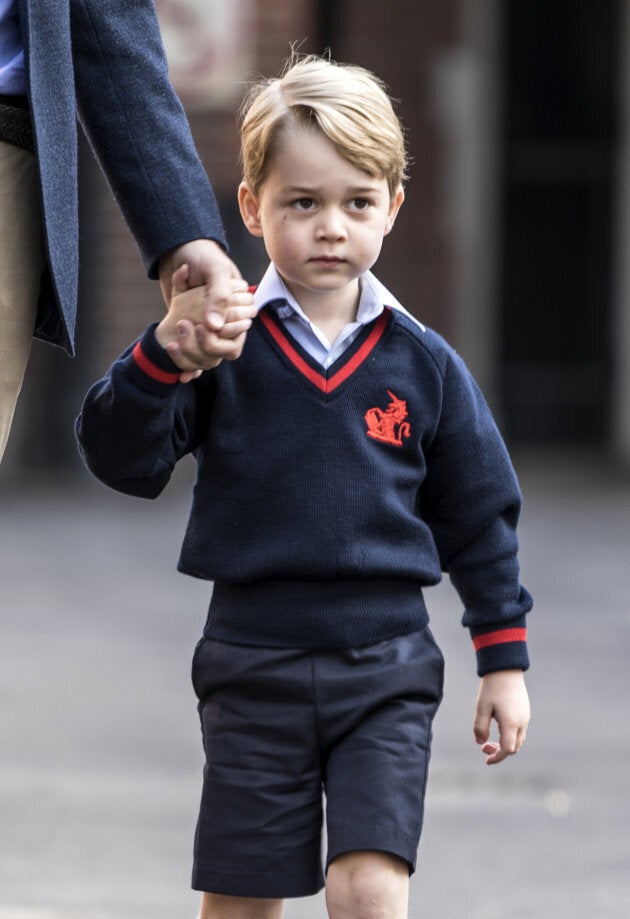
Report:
473,669,530,765
155,264,256,381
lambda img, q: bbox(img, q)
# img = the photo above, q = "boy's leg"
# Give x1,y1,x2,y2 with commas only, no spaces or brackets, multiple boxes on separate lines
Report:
191,640,326,900
196,856,407,919
198,892,284,919
318,631,444,918
326,851,409,919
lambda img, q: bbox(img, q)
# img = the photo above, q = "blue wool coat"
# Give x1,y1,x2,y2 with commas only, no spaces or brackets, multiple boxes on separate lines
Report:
19,0,226,355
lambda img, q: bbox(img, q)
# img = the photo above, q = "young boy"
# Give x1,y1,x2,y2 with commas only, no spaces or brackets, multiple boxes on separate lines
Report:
76,55,532,919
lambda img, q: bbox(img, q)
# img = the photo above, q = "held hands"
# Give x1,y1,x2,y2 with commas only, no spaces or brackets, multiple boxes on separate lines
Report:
155,261,256,382
158,240,256,381
158,238,243,310
473,669,530,765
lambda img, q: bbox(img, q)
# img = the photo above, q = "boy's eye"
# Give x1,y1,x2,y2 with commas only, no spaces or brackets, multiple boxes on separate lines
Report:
350,198,371,210
293,197,315,210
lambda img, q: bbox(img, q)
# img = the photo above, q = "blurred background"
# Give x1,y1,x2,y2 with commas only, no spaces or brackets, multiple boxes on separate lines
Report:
1,2,629,918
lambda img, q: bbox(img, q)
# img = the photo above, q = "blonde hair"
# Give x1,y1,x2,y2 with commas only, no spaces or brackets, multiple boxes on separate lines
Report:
239,54,408,197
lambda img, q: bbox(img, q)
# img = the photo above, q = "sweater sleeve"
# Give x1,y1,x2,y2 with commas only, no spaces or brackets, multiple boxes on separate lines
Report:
70,0,226,276
75,324,209,498
419,345,533,675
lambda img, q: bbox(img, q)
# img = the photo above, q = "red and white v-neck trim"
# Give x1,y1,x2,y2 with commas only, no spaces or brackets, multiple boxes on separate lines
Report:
258,307,391,395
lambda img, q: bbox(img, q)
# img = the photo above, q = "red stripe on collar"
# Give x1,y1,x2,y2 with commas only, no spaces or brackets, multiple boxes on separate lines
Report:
259,308,390,394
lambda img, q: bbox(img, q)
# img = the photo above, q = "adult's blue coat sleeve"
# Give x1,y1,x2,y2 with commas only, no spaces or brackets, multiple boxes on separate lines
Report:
70,0,226,277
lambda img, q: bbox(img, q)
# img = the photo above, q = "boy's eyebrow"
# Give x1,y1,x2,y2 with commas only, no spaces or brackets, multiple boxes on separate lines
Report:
281,183,384,195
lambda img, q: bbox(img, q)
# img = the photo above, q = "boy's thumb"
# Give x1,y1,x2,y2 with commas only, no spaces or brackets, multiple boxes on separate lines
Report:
473,708,491,745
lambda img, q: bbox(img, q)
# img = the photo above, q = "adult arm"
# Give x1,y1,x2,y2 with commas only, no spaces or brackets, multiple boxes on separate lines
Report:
69,0,227,278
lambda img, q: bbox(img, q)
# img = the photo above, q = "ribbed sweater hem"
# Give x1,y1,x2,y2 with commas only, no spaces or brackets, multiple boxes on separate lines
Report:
204,578,429,650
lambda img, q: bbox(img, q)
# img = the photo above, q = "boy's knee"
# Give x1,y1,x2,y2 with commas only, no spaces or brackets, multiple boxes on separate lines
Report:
326,851,409,919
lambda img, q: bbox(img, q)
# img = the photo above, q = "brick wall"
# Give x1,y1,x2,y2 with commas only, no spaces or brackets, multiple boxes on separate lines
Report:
332,0,464,337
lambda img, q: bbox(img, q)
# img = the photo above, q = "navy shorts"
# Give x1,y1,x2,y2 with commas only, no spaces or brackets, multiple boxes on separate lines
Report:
191,628,444,899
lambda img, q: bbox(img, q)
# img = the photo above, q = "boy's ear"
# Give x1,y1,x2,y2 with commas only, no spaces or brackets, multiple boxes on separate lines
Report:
384,186,405,236
238,182,264,237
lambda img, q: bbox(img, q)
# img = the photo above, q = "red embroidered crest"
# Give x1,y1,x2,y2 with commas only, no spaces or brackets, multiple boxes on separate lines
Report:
365,391,411,447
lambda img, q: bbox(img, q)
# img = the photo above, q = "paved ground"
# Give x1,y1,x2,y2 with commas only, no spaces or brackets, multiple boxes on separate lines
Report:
1,452,629,918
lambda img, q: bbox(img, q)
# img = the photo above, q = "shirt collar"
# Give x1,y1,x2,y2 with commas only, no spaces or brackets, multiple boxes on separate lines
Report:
253,263,425,332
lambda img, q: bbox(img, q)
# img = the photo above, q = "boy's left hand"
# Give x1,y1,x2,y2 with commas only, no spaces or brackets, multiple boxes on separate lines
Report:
156,264,256,381
473,669,530,765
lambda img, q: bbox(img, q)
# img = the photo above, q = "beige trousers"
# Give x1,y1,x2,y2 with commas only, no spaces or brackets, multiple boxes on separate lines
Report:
0,140,46,462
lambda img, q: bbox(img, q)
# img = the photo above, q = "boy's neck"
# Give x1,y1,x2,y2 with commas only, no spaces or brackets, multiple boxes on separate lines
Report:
282,278,361,344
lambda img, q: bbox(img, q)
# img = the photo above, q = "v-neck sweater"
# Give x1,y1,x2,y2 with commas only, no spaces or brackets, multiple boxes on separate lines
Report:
76,306,532,675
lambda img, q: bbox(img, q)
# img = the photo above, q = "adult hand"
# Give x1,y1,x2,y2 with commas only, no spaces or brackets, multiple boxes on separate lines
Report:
159,238,242,323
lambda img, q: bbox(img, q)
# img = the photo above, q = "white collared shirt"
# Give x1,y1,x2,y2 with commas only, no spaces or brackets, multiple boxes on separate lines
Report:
253,264,424,369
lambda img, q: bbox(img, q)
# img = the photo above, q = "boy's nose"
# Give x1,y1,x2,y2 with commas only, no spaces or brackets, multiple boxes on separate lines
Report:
316,209,347,240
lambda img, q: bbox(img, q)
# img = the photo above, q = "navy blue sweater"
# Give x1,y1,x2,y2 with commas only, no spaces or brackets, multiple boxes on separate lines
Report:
76,305,532,674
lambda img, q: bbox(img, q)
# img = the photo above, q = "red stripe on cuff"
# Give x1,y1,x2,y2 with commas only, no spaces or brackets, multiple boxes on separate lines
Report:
133,341,180,385
472,628,527,651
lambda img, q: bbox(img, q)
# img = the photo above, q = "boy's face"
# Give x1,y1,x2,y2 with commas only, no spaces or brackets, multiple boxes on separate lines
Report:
238,124,404,316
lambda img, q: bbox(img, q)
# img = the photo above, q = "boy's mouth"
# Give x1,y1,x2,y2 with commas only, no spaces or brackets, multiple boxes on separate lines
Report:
309,255,345,265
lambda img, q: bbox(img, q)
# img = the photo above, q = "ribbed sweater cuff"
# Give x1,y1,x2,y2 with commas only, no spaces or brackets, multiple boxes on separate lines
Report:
470,619,529,675
126,323,182,392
